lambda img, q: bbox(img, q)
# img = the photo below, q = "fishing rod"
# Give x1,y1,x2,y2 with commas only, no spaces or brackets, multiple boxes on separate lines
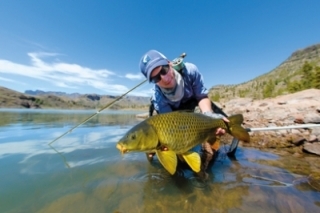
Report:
246,123,320,132
48,79,147,145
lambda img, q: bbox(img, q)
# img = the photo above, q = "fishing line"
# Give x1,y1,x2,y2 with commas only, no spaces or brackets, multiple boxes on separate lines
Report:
48,79,147,145
48,144,71,168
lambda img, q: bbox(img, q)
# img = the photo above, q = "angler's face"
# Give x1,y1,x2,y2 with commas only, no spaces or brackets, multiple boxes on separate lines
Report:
116,122,158,153
150,65,176,88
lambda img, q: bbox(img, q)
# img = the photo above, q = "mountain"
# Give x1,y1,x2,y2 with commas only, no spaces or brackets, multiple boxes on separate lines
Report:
25,90,82,98
0,86,40,108
0,87,150,109
208,43,320,102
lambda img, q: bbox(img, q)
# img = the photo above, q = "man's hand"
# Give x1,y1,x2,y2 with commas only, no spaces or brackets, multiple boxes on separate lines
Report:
203,111,229,135
148,146,168,158
216,127,226,135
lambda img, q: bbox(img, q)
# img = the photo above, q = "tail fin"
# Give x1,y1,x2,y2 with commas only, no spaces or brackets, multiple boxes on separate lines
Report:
227,114,250,142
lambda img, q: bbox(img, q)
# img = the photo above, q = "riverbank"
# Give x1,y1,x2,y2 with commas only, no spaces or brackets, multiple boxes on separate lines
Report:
137,89,320,157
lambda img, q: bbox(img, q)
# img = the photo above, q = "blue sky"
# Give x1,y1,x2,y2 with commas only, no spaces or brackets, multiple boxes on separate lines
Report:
0,1,319,97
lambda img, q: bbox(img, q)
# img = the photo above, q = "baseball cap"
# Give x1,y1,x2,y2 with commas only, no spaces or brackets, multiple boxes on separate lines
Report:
139,50,169,82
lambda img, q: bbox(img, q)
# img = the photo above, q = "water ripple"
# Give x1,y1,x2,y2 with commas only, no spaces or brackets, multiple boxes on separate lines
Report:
129,172,171,184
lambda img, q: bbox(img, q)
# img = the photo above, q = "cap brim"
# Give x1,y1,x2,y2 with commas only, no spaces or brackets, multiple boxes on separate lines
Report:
146,59,169,82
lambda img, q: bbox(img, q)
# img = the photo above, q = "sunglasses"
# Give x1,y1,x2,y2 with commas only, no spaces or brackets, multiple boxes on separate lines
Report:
150,65,170,83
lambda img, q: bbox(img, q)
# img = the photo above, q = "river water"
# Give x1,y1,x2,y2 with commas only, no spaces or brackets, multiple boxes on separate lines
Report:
0,109,319,213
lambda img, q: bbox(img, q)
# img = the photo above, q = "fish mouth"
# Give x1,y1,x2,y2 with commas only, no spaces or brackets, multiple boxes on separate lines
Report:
116,143,128,154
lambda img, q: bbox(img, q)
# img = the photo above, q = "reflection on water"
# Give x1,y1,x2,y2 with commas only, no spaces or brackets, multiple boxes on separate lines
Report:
0,108,142,128
0,109,319,213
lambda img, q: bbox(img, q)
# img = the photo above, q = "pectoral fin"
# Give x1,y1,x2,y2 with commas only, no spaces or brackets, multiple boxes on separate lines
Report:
181,152,201,173
156,150,177,175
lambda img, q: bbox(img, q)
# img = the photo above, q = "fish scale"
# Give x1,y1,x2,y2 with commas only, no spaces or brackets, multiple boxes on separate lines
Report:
147,112,228,153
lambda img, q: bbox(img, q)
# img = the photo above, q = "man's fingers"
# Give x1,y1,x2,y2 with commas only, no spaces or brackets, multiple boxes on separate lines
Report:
216,128,225,135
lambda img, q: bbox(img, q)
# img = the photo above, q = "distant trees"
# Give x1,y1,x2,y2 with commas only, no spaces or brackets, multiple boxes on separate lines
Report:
287,80,302,93
286,61,320,92
207,60,320,102
313,66,320,89
301,61,313,88
35,98,44,105
261,61,320,98
238,88,250,98
262,79,275,98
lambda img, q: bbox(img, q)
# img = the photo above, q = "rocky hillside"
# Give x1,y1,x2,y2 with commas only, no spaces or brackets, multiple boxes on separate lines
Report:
0,87,40,108
209,43,320,102
0,87,150,110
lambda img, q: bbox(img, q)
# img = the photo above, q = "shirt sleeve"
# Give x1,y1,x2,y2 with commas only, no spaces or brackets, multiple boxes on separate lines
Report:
186,63,209,101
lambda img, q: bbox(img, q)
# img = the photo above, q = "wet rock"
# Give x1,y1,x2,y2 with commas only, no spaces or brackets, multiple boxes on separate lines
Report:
291,136,306,146
291,129,302,135
309,135,318,142
312,129,320,140
294,114,304,124
259,102,268,107
308,174,320,191
277,101,287,105
304,113,320,124
303,142,320,156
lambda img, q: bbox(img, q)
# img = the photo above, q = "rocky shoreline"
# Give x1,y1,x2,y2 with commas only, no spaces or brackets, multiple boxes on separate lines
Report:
137,89,320,157
221,89,320,157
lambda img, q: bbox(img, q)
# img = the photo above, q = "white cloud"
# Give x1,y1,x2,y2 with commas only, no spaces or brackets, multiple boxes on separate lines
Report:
0,76,25,84
0,77,16,82
0,52,130,94
125,73,144,80
55,81,78,89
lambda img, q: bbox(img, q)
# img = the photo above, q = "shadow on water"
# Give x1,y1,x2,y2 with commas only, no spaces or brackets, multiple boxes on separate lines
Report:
1,109,320,213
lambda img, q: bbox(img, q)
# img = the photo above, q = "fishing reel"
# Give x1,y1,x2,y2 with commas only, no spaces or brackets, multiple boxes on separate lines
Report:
172,52,187,73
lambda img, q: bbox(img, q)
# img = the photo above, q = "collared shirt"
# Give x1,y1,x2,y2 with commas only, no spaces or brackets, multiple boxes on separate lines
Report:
151,62,209,113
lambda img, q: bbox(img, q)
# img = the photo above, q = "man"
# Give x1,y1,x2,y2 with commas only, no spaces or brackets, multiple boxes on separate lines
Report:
139,50,229,175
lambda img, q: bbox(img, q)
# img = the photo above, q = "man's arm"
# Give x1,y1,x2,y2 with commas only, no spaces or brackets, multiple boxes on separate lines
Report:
198,98,229,135
198,97,214,113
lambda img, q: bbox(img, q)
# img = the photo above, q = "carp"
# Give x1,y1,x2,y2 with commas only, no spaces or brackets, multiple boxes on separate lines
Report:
116,111,249,175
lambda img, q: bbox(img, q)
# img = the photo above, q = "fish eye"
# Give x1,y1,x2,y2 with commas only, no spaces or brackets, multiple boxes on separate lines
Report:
131,134,136,140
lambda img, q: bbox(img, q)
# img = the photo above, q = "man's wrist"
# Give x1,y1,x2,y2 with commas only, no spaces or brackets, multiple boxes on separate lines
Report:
203,111,225,119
